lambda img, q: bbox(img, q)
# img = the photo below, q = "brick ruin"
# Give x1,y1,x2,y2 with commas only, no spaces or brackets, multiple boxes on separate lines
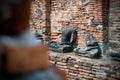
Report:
30,0,110,53
30,0,120,80
109,0,120,50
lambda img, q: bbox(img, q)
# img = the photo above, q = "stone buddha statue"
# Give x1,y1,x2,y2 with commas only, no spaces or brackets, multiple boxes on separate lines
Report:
48,27,77,53
74,34,102,58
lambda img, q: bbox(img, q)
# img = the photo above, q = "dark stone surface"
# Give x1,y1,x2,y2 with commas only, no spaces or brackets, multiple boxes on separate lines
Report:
109,40,120,59
51,45,73,53
35,30,43,40
61,27,77,45
109,50,120,59
86,34,98,46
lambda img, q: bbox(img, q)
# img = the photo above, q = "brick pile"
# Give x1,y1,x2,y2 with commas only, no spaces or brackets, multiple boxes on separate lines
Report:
50,52,120,80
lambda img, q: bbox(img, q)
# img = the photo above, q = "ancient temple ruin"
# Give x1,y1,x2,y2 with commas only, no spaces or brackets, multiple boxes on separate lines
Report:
31,0,120,79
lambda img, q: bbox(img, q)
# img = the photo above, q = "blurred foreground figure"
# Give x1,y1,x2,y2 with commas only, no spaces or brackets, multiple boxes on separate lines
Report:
0,0,67,80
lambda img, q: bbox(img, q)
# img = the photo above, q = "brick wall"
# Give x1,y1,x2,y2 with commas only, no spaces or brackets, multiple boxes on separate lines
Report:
50,52,120,80
30,0,51,41
51,0,109,47
30,0,109,47
109,0,120,50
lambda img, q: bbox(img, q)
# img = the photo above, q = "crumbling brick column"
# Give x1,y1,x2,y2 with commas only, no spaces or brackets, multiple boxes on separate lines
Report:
30,0,51,42
43,0,51,42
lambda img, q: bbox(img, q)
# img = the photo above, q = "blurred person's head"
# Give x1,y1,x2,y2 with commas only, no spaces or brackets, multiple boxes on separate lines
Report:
0,0,32,36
